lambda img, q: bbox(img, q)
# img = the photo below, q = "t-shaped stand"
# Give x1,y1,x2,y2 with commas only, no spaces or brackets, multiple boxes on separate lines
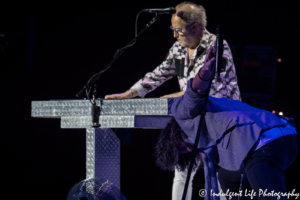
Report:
31,98,174,188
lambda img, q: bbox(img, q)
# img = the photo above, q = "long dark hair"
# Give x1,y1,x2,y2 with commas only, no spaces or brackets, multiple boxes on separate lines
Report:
155,118,199,171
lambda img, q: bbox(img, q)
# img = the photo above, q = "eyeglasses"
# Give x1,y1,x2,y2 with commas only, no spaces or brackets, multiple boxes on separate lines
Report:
170,22,195,35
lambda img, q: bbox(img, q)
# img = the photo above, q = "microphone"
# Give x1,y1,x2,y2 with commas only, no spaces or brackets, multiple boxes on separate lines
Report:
215,25,224,77
144,7,176,14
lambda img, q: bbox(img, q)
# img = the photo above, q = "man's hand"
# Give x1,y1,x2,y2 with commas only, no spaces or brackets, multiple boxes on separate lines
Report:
160,91,185,98
104,89,138,99
200,46,216,76
192,46,216,93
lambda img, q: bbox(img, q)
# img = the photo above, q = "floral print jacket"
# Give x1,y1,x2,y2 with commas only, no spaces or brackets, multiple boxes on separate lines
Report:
131,29,241,100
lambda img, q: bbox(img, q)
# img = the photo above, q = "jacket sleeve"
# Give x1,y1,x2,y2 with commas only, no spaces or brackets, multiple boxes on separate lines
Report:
131,45,177,98
171,78,208,144
209,40,241,101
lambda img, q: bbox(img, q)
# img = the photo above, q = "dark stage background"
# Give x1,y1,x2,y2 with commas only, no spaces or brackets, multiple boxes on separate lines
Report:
1,1,299,199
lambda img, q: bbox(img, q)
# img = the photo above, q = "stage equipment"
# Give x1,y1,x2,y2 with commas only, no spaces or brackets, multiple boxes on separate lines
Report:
239,46,277,111
33,6,176,194
143,7,176,14
215,25,224,77
31,98,174,188
66,178,126,200
76,9,167,99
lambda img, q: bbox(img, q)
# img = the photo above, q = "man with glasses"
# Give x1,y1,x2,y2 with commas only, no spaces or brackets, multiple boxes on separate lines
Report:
105,2,240,101
105,2,241,200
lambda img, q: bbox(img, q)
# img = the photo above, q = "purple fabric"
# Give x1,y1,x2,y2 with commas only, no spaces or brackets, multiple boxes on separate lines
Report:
171,78,286,171
253,118,297,151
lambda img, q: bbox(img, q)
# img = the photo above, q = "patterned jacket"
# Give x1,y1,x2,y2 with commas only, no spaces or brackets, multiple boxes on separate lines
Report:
131,29,241,100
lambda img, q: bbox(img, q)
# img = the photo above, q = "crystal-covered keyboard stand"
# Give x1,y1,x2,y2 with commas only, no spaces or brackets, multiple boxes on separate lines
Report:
31,98,175,188
31,98,174,128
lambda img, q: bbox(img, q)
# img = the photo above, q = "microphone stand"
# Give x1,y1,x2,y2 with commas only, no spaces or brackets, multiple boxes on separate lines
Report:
76,12,161,128
215,25,224,77
91,84,101,128
181,25,223,200
76,13,160,99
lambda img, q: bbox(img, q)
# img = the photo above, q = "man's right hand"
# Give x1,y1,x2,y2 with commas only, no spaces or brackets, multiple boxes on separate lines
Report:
104,89,138,99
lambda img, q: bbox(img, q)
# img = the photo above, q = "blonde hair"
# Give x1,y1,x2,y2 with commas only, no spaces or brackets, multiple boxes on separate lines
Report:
175,1,207,30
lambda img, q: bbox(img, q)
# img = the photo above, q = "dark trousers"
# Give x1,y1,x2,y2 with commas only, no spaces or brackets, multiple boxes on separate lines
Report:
217,135,298,200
